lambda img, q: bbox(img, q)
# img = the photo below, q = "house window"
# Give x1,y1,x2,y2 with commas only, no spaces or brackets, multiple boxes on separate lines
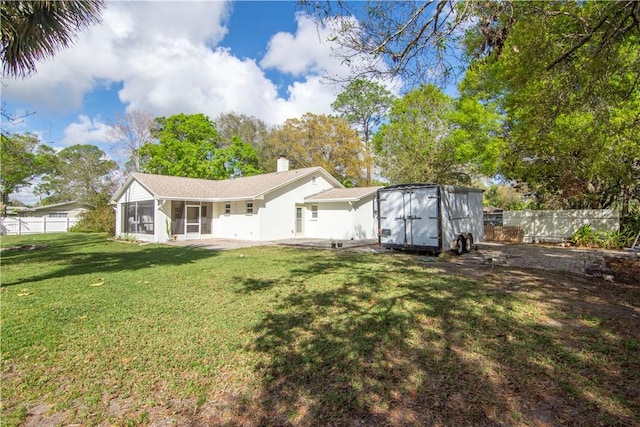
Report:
311,205,318,219
224,203,231,215
246,202,254,214
123,201,154,234
49,212,67,218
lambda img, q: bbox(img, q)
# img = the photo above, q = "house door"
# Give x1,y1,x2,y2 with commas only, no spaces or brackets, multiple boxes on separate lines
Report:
186,205,201,239
295,206,304,236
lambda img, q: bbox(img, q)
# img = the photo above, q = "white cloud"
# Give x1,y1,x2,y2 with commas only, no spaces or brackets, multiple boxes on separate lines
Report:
2,2,365,132
61,115,111,147
260,13,344,77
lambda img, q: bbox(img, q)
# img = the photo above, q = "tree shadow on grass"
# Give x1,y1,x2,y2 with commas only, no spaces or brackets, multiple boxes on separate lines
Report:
228,252,640,426
1,234,219,287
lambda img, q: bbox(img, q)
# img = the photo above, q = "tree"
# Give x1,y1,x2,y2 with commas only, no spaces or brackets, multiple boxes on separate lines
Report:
211,136,261,179
483,182,527,210
460,1,640,211
108,110,155,173
37,144,117,207
0,132,55,206
268,113,365,186
373,84,502,184
139,113,262,180
331,79,395,185
303,1,639,86
215,112,275,172
302,1,461,85
139,113,221,179
1,0,104,78
373,84,456,184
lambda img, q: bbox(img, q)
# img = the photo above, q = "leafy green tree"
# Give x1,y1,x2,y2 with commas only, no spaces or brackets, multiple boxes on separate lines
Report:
37,144,117,207
215,112,275,172
483,183,527,210
373,84,455,184
0,132,55,206
140,113,262,180
461,1,640,211
373,84,502,184
140,113,221,179
210,136,262,179
332,79,395,185
268,113,365,186
1,0,104,77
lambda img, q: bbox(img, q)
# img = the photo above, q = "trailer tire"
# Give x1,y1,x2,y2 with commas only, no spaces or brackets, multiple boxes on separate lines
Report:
454,235,466,255
465,234,474,253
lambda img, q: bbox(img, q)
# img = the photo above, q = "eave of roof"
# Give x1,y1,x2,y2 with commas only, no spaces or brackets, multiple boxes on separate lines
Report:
31,201,86,211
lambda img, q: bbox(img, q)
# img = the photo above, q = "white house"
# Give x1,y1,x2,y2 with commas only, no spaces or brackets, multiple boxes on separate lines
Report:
8,201,89,218
109,160,381,243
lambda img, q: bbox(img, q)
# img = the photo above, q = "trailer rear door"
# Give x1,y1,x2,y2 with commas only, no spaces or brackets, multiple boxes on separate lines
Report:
379,186,440,249
378,188,406,245
406,187,439,248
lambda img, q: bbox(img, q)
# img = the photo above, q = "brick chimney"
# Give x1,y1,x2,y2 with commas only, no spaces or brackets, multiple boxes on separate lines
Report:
277,155,289,173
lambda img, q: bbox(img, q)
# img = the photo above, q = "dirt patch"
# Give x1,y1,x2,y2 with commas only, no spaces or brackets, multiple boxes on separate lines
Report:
608,257,640,285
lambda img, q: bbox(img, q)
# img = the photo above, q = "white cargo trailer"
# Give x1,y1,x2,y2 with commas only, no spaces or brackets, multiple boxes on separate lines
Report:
377,184,484,254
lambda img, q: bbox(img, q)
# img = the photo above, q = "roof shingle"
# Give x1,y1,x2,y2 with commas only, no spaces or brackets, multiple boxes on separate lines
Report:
119,167,340,201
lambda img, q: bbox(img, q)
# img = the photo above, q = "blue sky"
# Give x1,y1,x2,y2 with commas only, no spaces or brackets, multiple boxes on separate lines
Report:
5,0,386,203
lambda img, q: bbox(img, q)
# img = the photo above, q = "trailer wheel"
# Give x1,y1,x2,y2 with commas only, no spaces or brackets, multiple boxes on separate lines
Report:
465,234,474,253
454,235,466,255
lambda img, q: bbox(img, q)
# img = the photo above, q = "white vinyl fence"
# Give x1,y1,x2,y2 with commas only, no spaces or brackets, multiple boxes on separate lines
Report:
503,209,619,243
0,217,79,235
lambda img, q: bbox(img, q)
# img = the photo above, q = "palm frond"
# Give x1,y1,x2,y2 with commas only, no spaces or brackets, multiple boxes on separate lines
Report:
1,0,104,78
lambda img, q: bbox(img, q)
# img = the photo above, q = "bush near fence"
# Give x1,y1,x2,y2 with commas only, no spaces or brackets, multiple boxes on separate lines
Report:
484,225,524,242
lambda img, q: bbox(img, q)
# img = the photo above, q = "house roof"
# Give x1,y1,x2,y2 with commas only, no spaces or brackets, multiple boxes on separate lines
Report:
110,167,344,203
30,201,88,211
305,186,382,203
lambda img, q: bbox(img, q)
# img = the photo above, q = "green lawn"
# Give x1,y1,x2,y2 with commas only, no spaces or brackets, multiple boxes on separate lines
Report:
1,233,639,426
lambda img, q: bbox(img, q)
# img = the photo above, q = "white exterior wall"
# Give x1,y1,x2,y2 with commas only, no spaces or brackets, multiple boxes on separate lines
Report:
305,197,377,240
305,202,351,239
352,197,378,239
503,209,619,243
259,175,335,240
212,200,262,240
28,206,87,218
117,181,152,203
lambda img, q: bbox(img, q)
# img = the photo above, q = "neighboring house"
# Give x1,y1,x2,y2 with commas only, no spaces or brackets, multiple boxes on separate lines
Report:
0,201,88,235
109,160,381,243
14,201,89,218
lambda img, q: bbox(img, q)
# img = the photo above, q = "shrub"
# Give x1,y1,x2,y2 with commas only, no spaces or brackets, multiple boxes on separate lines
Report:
572,224,602,248
573,224,637,250
70,204,115,234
